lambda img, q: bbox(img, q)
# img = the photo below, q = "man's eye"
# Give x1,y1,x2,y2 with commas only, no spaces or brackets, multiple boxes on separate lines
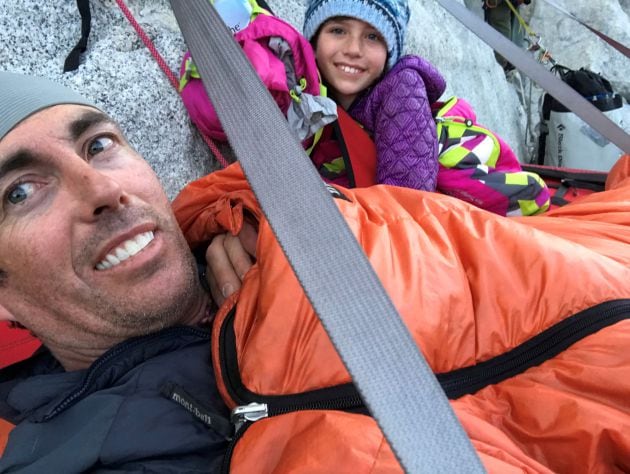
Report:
6,182,34,205
87,136,114,157
367,33,382,42
329,27,345,35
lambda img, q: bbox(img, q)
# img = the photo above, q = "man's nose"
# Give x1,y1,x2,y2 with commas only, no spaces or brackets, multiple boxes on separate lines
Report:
69,161,129,219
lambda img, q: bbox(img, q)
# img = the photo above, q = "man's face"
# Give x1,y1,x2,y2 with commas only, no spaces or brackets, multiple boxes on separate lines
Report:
0,105,204,365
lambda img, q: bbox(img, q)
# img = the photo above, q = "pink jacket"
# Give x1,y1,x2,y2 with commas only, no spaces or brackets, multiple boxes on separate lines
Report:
179,14,321,141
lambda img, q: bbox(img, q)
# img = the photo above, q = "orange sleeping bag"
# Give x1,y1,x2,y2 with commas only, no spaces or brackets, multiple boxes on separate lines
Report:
173,156,630,472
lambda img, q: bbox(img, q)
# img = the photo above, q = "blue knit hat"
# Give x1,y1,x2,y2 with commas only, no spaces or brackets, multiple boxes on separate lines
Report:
303,0,410,70
0,71,97,140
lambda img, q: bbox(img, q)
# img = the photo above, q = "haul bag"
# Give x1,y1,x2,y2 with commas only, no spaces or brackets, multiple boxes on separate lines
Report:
543,106,628,171
539,66,629,172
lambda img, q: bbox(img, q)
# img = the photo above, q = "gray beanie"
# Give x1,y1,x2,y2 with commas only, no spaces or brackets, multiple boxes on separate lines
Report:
0,71,98,141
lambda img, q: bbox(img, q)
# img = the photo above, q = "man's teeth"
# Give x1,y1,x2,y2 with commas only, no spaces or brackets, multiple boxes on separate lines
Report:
340,65,361,74
95,231,154,270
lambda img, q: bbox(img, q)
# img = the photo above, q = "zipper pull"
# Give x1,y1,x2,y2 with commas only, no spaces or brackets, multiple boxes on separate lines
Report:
231,402,268,433
438,116,474,128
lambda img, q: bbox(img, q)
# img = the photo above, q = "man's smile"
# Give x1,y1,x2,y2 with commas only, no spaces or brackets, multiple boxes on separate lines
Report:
95,229,156,270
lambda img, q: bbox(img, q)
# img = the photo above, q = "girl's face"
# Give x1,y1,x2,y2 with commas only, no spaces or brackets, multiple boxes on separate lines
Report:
315,17,387,109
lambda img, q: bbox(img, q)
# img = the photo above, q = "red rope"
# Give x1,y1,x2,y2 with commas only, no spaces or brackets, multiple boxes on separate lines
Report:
115,0,229,168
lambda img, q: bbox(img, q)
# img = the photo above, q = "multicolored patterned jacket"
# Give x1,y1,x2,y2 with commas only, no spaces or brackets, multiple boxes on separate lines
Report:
434,96,550,215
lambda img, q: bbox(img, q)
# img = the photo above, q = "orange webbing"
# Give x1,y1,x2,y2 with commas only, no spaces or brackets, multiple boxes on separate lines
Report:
336,107,377,188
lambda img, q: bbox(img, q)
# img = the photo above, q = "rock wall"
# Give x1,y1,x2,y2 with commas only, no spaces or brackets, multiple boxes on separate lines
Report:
1,0,628,198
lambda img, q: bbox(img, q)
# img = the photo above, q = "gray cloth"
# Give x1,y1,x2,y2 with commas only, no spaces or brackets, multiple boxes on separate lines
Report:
0,71,98,140
286,90,338,141
268,37,337,141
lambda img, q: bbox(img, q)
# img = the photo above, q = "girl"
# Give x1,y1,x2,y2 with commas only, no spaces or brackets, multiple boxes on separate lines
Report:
304,0,445,192
303,0,550,216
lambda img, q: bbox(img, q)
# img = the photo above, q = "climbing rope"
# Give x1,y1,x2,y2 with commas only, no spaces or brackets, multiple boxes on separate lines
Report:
502,0,557,65
502,0,536,37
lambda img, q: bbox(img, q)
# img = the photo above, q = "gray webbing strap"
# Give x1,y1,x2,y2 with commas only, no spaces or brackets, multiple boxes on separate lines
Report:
437,0,630,156
170,0,484,472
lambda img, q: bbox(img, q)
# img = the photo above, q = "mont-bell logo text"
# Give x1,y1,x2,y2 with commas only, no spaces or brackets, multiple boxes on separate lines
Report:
160,382,231,439
169,389,214,426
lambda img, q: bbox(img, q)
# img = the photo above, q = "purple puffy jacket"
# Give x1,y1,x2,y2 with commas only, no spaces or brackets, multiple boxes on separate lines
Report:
349,55,447,191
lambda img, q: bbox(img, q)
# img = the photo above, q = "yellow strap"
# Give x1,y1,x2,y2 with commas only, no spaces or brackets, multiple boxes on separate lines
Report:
289,78,309,103
317,70,328,97
504,0,537,38
178,58,202,92
248,0,270,18
305,126,324,156
435,96,459,118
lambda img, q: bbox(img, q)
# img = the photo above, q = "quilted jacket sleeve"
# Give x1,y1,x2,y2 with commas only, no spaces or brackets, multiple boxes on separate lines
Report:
350,66,439,191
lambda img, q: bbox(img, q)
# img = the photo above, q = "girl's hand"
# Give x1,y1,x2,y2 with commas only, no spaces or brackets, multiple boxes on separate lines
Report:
205,221,257,307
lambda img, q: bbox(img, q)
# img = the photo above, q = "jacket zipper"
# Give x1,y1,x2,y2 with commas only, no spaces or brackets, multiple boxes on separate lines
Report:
221,421,251,473
218,300,630,470
221,393,367,473
436,300,630,398
220,300,630,404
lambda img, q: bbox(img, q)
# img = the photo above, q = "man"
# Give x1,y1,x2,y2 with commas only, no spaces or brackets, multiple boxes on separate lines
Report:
0,71,230,472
